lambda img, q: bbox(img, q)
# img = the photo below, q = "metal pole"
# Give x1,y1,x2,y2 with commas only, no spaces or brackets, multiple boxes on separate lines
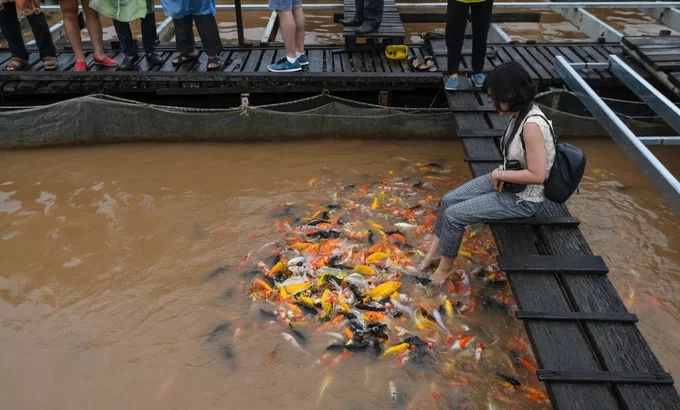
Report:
36,2,680,12
234,0,245,46
608,54,680,135
554,55,680,213
638,136,680,145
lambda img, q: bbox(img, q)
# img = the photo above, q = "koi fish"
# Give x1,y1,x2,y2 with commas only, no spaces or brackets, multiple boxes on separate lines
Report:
389,380,398,403
475,343,484,365
352,264,377,276
381,342,410,358
282,332,309,355
365,281,401,301
365,252,390,264
315,374,332,407
450,336,474,352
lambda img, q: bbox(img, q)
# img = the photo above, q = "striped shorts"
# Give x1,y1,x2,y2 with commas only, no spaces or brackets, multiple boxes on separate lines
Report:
433,172,542,257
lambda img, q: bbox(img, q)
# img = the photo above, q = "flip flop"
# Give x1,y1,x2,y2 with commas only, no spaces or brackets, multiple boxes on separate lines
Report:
4,57,28,71
42,56,59,71
172,50,199,66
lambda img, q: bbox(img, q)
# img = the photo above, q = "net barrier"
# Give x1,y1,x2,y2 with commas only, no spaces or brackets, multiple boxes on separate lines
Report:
0,93,457,148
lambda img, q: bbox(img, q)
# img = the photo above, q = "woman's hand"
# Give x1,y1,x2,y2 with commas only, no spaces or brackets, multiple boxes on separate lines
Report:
491,169,502,191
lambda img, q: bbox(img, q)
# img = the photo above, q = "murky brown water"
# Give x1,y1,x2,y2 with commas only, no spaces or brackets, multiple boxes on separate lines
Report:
1,138,679,409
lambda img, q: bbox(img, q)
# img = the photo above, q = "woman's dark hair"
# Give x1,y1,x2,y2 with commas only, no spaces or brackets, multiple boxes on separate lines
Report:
482,61,537,140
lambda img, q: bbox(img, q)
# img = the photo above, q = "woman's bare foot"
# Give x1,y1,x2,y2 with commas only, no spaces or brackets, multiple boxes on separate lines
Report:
429,255,455,285
418,236,441,271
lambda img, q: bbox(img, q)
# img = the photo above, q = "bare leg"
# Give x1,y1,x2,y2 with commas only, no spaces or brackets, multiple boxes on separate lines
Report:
430,255,455,285
276,10,296,60
292,4,305,54
59,0,85,61
81,0,106,59
418,235,441,271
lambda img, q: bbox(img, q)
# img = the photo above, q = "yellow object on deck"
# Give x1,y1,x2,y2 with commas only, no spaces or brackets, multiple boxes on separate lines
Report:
385,45,408,61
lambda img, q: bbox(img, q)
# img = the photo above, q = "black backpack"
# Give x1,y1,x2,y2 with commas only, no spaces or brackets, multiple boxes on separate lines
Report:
520,114,586,203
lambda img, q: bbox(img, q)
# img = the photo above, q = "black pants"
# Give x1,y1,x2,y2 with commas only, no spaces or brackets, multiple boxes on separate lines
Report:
355,0,384,28
446,0,493,75
173,14,223,56
0,2,56,61
113,13,158,57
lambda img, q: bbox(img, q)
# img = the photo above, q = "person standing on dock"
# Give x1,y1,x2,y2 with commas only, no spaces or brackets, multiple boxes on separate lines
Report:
112,0,164,70
444,0,493,90
58,0,118,71
161,0,224,70
0,0,59,70
420,62,556,285
339,0,383,35
266,0,306,72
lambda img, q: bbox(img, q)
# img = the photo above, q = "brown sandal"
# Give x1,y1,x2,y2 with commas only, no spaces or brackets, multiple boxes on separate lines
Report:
4,57,28,71
43,56,59,71
407,55,428,72
422,56,439,72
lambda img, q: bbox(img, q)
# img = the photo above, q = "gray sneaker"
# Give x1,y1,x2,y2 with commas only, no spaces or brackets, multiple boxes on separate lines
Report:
472,73,486,88
297,54,309,66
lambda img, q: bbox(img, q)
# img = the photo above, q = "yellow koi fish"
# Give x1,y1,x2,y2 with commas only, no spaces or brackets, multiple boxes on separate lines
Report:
284,281,311,295
352,264,377,276
365,252,390,264
365,281,401,301
380,342,410,358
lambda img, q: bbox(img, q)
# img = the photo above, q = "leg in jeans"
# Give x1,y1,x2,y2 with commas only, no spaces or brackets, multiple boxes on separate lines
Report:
292,4,304,55
363,0,384,28
112,19,137,56
470,0,493,74
420,172,494,270
354,0,364,21
173,15,195,54
430,173,540,284
26,13,57,59
140,12,158,54
193,14,223,56
0,2,30,61
445,0,469,76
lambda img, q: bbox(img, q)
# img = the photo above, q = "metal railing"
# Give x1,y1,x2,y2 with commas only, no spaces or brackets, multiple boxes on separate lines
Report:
36,1,680,12
555,55,680,213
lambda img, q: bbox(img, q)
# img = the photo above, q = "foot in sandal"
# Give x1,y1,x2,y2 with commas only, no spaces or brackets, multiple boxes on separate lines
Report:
42,56,59,71
206,55,223,71
4,57,28,71
172,50,200,66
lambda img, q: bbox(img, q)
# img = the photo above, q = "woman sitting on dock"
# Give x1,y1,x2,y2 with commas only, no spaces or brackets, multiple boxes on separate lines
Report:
0,0,58,70
421,61,556,285
58,0,118,71
444,0,493,90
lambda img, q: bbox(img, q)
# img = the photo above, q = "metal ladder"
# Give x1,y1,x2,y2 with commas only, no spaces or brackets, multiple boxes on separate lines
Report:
555,54,680,213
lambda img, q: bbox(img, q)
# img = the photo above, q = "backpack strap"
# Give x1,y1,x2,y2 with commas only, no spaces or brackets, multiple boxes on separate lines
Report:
518,113,557,151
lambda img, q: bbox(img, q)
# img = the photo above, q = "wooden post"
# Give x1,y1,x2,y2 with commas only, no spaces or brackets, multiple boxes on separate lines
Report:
379,91,390,106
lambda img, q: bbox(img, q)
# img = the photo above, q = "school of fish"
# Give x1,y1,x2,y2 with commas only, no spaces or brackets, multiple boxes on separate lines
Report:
211,162,551,409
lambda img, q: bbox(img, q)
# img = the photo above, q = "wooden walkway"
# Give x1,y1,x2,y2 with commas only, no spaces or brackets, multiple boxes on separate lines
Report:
446,90,680,410
342,0,405,50
622,36,680,90
0,41,629,96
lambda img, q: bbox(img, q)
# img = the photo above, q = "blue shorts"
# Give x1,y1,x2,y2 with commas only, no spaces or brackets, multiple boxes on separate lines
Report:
268,0,301,12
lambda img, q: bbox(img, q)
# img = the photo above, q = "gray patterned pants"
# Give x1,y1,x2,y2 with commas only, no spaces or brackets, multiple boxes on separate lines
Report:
434,173,542,257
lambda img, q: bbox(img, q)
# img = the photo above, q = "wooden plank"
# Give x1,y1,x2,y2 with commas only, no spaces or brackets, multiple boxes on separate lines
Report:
258,49,277,72
502,46,540,80
485,217,580,226
242,49,262,72
340,51,353,72
370,49,385,73
516,311,638,323
515,46,552,80
462,138,502,162
352,52,366,72
457,128,504,138
537,370,674,384
308,49,323,72
498,255,608,274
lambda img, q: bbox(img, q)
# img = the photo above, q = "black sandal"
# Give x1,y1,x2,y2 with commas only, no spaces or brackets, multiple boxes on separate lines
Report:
4,57,28,71
43,56,59,71
422,56,439,72
172,50,199,66
206,55,223,71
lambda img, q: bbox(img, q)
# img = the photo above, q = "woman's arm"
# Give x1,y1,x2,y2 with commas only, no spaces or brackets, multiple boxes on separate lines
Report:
492,122,547,187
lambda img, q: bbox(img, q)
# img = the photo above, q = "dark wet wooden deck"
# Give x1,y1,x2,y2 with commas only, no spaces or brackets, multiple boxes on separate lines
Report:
623,35,680,91
0,40,627,96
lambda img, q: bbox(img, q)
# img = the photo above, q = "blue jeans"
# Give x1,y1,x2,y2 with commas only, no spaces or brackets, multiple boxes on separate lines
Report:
434,173,541,257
